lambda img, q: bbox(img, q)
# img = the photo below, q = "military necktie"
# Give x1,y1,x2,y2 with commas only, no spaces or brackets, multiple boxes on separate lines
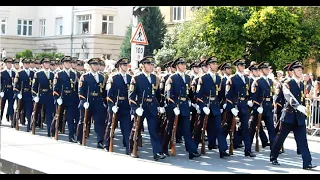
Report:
95,73,99,83
212,74,216,83
45,71,49,79
123,74,127,84
26,69,29,77
240,74,245,84
181,73,185,83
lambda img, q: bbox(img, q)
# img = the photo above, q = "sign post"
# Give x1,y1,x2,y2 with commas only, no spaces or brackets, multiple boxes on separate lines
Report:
130,22,148,70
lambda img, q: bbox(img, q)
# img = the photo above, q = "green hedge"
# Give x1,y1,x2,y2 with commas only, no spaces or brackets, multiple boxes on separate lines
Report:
15,49,64,59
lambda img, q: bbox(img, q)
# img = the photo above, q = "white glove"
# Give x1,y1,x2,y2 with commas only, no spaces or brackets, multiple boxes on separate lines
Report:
247,100,253,107
257,107,263,114
173,107,180,116
112,106,118,113
136,107,144,116
33,96,39,103
188,101,191,107
220,109,223,113
17,93,22,99
231,108,239,117
159,107,166,114
191,103,197,108
57,97,63,105
203,107,210,115
83,102,90,109
297,105,306,115
0,92,4,98
223,103,227,109
196,108,201,114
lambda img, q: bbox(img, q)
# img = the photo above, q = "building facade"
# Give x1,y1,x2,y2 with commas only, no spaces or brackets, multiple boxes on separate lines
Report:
0,6,133,59
159,6,197,32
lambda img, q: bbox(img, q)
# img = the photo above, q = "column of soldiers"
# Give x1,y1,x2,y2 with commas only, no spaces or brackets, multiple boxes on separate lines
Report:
0,55,317,169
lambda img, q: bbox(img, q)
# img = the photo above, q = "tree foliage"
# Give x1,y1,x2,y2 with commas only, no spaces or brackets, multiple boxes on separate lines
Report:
119,23,132,59
15,49,33,59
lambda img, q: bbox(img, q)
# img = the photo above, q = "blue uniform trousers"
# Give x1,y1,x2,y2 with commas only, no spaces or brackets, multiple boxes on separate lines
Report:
129,110,162,155
22,99,33,131
270,123,312,167
249,113,275,149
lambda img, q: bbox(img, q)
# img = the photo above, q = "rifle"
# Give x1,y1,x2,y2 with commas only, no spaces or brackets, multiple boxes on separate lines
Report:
31,84,41,135
201,90,211,154
61,110,66,134
229,93,240,155
54,85,64,140
255,93,265,152
131,90,145,158
109,89,120,152
82,86,90,146
14,81,24,130
170,90,182,156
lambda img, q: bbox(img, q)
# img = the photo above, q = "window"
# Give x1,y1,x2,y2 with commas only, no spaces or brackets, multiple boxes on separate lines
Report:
172,6,184,22
77,15,91,34
39,19,46,36
85,53,89,59
106,54,111,60
1,19,6,35
76,53,80,58
56,18,63,35
102,15,114,35
17,19,33,36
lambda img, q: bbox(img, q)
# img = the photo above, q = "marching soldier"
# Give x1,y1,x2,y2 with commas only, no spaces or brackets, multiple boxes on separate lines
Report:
189,62,201,135
30,59,36,72
34,58,42,72
32,57,55,137
13,58,34,132
104,58,132,155
77,58,106,148
0,57,16,127
270,61,317,170
225,59,256,157
128,56,166,160
247,63,270,148
53,56,78,142
13,58,20,73
249,62,276,150
163,57,201,159
195,57,229,158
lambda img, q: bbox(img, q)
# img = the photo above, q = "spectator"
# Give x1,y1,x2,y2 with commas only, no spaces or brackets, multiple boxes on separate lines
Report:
1,48,6,59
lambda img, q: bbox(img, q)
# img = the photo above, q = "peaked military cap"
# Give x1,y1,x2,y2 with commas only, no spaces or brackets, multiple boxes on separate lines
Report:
166,60,174,68
13,58,20,64
22,58,31,63
3,57,13,63
60,56,72,63
40,57,51,64
172,57,186,68
30,58,35,63
205,56,218,65
77,60,84,66
220,62,232,70
50,60,56,65
233,58,246,66
189,62,199,70
99,60,106,66
87,58,100,65
258,62,270,69
71,57,78,63
115,58,129,68
198,59,207,67
288,60,303,71
139,56,154,65
248,63,259,71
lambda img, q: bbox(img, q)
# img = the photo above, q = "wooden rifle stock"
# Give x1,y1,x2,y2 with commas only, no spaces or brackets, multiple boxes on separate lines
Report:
61,110,66,134
15,82,24,130
132,90,145,158
82,86,90,146
229,115,237,155
255,113,262,152
201,90,211,155
31,85,41,135
109,90,120,152
221,111,227,127
170,114,179,156
54,85,64,140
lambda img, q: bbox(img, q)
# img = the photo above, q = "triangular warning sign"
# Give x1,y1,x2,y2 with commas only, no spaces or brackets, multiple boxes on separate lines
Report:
130,22,148,45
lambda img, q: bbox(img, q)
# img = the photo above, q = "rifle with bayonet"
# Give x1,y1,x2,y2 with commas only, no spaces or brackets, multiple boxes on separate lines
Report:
54,85,64,140
109,89,120,152
82,86,90,146
14,81,24,130
131,90,145,158
255,93,265,152
229,93,240,155
31,84,41,135
201,90,211,154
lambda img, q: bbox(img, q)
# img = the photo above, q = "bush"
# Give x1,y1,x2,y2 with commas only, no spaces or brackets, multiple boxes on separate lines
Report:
15,49,33,59
35,52,64,59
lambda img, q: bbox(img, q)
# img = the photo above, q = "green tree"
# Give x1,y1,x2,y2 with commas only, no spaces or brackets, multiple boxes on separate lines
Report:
119,23,132,58
244,7,303,69
35,52,64,59
200,6,248,62
138,7,167,56
15,49,33,59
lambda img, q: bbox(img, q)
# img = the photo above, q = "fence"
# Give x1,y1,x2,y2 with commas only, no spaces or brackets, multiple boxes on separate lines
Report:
306,98,320,136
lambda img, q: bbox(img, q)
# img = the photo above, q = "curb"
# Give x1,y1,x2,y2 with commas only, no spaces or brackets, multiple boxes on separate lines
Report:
287,133,320,143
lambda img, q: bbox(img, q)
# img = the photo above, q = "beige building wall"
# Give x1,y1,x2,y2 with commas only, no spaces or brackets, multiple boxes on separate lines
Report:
159,6,195,32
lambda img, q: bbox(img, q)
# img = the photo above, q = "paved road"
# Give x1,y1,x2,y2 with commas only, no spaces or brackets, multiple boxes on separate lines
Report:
1,116,320,174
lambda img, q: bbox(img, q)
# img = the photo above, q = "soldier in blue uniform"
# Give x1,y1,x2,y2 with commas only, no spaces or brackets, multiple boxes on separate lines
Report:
53,56,78,142
249,62,276,150
163,57,201,159
195,57,229,158
13,58,34,132
32,57,55,137
0,57,16,127
128,56,166,160
76,58,106,148
270,61,317,170
225,59,256,157
104,58,132,155
189,62,201,135
247,63,270,148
